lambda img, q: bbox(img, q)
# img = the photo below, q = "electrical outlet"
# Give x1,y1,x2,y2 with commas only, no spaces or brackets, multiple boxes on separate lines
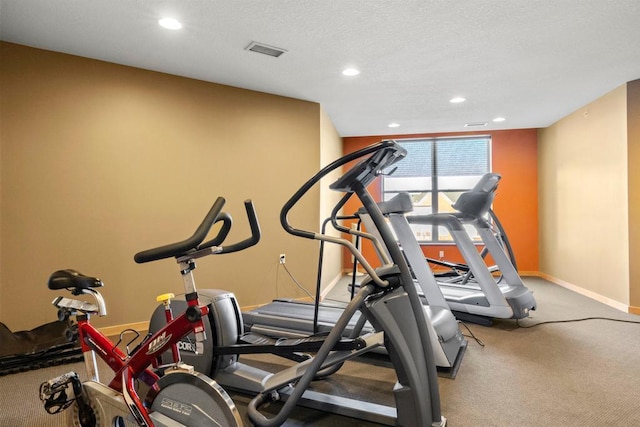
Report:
439,250,445,259
279,253,286,264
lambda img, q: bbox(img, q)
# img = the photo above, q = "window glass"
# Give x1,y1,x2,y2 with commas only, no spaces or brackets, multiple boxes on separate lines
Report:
382,137,491,243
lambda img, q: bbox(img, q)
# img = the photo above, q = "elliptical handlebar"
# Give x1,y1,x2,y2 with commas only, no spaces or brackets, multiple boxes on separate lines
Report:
280,140,402,240
133,197,261,264
277,140,408,290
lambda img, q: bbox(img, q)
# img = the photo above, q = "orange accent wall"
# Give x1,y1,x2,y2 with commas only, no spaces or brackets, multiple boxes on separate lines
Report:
342,129,539,273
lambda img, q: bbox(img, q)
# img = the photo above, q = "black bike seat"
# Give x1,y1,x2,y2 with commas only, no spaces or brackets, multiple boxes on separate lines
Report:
48,269,103,291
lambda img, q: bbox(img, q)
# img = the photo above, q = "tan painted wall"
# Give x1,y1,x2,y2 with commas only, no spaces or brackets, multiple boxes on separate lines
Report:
318,107,344,293
538,84,629,305
0,42,323,331
0,67,2,321
628,80,640,308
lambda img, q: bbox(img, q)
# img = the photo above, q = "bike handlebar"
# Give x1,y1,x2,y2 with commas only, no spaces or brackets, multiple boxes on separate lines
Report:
134,197,227,263
218,200,261,254
133,197,261,264
199,212,232,250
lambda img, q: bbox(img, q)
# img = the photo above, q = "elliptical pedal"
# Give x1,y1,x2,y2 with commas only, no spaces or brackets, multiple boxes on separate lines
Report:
239,331,366,352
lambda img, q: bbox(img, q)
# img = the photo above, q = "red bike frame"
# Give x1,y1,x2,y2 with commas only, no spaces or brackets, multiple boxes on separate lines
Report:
73,292,209,426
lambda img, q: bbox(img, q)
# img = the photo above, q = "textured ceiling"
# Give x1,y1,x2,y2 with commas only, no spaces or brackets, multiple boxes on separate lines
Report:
1,0,640,136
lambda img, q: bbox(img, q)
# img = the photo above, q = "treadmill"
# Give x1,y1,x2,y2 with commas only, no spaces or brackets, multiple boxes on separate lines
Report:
360,173,536,325
243,246,466,374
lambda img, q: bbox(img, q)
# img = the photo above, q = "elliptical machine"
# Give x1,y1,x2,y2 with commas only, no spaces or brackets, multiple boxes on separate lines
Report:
251,139,445,426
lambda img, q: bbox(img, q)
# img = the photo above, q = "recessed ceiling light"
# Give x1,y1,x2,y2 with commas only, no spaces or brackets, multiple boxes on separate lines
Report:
342,68,360,76
493,117,506,122
388,123,400,128
450,97,466,104
159,17,182,30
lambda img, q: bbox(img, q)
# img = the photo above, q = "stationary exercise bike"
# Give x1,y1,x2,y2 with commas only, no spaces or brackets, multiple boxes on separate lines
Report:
39,197,252,427
39,197,375,427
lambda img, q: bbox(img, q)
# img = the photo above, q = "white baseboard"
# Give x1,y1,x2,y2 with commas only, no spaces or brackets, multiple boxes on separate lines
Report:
99,321,149,337
104,269,635,334
536,272,629,313
518,271,541,277
98,277,348,335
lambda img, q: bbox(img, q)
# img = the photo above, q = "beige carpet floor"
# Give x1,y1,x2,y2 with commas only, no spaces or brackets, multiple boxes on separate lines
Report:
2,276,639,426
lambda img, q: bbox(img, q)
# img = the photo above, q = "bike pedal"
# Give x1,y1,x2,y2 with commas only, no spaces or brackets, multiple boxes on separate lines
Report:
39,371,80,414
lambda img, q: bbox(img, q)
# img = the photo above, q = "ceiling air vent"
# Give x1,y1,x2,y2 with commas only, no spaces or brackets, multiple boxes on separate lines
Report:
464,122,488,128
245,41,287,58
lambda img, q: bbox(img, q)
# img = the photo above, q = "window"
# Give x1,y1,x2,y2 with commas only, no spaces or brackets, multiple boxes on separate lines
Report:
382,136,491,243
